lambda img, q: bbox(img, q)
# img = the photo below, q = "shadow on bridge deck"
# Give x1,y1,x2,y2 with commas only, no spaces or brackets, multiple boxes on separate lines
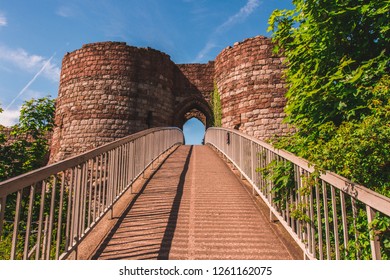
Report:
90,145,302,260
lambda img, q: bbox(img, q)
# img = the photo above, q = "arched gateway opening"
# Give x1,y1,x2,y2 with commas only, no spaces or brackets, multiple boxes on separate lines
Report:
183,118,205,145
174,97,213,145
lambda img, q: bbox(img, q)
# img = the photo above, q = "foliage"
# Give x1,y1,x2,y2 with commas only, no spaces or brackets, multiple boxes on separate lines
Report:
0,178,69,260
210,82,222,127
265,0,390,259
268,0,389,132
0,97,56,259
267,0,390,195
0,96,55,181
258,159,295,210
370,212,390,256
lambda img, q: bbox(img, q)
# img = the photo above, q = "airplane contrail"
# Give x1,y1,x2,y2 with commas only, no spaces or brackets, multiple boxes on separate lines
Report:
4,52,56,112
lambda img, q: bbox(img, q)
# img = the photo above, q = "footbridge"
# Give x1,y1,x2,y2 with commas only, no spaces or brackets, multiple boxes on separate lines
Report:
1,127,389,260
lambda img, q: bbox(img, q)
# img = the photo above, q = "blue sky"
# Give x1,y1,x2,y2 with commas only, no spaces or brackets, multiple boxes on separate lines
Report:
183,118,205,145
0,0,294,143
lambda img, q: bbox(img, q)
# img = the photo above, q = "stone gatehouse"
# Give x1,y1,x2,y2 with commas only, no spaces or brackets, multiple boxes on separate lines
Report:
50,35,292,162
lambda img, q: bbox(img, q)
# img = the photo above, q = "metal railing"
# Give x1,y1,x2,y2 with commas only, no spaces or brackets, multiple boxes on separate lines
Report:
0,127,183,260
205,127,390,260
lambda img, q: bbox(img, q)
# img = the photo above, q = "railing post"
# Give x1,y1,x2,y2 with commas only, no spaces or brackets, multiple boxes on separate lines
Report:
0,196,6,239
73,165,83,256
46,175,58,259
366,206,381,260
107,150,112,219
143,136,146,179
55,173,66,260
130,142,135,194
36,180,47,260
239,136,243,179
24,185,35,259
151,132,155,171
331,186,340,260
10,190,22,260
251,141,255,195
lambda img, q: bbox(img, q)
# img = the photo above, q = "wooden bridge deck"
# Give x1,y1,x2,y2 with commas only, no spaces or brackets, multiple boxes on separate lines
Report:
92,145,300,260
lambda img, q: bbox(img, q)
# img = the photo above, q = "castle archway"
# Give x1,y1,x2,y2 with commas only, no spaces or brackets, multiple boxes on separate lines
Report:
173,97,213,130
183,118,205,145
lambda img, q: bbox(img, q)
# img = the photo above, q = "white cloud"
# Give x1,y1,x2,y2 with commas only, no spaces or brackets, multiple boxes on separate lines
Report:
56,5,76,18
0,12,7,27
0,45,60,82
195,0,261,61
0,108,20,127
24,89,48,100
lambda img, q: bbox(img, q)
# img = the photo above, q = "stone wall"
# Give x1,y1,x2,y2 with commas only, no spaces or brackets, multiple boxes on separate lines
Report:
215,36,293,140
174,62,214,128
50,42,214,162
175,62,214,104
50,35,293,162
50,42,177,162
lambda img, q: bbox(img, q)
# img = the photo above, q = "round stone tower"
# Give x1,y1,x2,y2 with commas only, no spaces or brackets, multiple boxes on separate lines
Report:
215,36,293,140
50,42,176,162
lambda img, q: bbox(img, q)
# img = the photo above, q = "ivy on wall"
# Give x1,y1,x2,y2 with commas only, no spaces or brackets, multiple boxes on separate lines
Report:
210,82,222,127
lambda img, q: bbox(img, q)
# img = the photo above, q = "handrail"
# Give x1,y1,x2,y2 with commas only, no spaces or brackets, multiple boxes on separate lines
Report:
0,127,184,260
205,127,390,260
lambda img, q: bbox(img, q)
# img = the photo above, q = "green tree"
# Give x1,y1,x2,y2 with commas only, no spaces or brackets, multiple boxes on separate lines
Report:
267,0,390,259
268,0,390,195
269,0,389,131
0,96,55,181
